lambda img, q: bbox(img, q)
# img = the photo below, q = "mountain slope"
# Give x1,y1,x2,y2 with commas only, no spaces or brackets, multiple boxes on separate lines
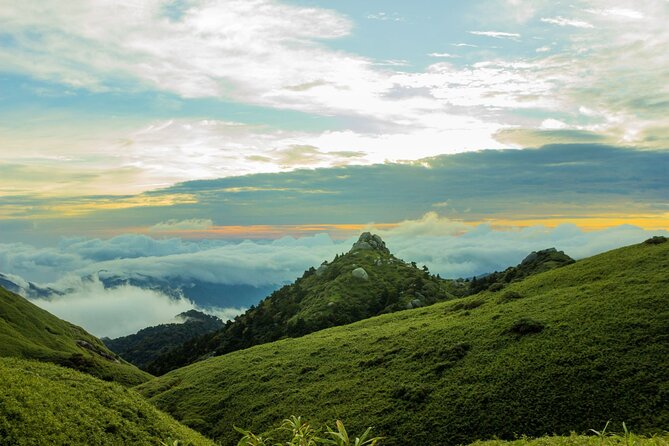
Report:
0,286,151,386
147,233,458,375
138,238,669,445
103,310,223,369
0,357,215,446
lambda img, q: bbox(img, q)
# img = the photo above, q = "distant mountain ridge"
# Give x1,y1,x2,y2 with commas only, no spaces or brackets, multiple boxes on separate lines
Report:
103,310,224,370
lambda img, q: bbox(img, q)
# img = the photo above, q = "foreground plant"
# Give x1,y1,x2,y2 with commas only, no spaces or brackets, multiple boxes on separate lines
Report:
235,416,383,446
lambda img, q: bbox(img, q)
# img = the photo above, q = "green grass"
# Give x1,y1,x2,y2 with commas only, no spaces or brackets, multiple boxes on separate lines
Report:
0,286,151,386
137,241,669,445
469,432,669,445
0,357,216,446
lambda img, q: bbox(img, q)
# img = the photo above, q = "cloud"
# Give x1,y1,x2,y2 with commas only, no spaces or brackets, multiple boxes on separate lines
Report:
27,275,246,338
372,213,668,279
366,12,404,22
469,31,521,39
541,16,594,28
29,276,198,338
150,219,214,232
0,1,353,100
427,53,459,58
2,0,668,201
585,8,644,20
3,144,667,235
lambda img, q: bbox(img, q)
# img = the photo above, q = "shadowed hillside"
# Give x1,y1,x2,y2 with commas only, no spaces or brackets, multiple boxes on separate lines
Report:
0,286,151,386
103,310,223,370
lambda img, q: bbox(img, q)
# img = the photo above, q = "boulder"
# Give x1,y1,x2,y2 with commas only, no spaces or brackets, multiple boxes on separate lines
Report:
352,267,369,280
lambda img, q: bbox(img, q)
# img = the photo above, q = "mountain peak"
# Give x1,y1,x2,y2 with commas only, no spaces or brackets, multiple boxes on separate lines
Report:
350,232,389,254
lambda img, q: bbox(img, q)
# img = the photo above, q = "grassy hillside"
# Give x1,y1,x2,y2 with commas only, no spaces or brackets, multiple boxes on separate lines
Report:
0,286,151,386
104,310,223,370
147,233,459,375
138,239,669,445
0,357,215,446
469,433,669,445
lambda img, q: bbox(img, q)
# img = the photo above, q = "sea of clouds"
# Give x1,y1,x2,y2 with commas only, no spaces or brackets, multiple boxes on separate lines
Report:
0,213,665,337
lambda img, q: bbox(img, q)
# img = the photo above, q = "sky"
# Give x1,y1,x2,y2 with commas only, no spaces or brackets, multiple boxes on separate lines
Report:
0,0,668,336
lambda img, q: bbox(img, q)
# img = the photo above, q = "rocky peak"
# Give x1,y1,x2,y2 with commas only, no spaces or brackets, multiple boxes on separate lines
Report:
350,232,390,254
520,248,574,269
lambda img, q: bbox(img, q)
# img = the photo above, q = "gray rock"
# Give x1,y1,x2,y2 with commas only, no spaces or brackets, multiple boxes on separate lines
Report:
315,262,329,276
409,298,423,308
350,232,390,254
352,267,369,280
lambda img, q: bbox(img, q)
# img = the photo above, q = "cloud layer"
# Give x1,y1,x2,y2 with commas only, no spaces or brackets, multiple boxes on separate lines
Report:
29,277,196,338
3,213,667,337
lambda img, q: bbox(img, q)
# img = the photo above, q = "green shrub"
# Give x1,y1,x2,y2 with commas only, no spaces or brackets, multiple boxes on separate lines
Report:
506,318,545,336
446,299,485,313
498,291,523,303
235,416,383,446
644,236,667,245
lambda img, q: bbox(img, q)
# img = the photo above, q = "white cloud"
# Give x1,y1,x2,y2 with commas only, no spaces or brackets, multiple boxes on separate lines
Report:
541,16,594,28
29,276,197,338
1,0,669,199
3,215,666,292
585,8,644,20
150,219,214,232
427,53,459,58
469,31,521,39
370,213,668,278
367,12,404,22
540,118,569,129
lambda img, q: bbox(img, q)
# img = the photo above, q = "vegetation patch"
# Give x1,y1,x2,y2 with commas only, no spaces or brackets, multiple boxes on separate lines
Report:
0,357,214,446
505,318,546,337
498,291,524,303
446,299,486,312
644,236,667,245
103,310,223,370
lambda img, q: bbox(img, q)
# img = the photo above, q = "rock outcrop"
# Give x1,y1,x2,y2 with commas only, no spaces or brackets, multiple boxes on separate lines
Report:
350,232,390,254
